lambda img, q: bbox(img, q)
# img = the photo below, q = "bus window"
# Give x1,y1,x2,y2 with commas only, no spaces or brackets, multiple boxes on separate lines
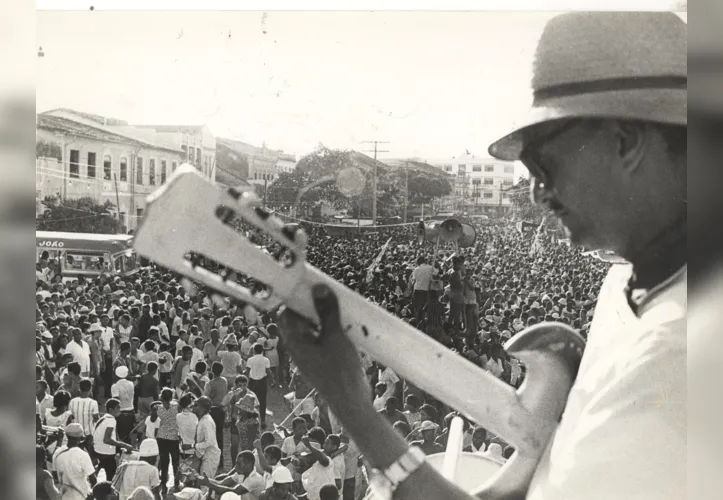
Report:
113,252,138,275
64,252,106,272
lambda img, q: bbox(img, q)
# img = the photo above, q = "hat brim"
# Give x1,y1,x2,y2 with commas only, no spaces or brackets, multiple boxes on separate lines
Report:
488,88,687,161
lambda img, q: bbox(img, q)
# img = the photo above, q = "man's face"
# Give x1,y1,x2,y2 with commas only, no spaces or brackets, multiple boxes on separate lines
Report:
73,330,83,343
293,422,307,437
524,120,631,252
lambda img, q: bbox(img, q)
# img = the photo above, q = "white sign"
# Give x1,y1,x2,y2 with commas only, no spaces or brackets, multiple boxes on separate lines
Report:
38,240,65,248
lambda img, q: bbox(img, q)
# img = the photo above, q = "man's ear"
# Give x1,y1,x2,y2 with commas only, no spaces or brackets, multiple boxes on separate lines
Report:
613,120,647,175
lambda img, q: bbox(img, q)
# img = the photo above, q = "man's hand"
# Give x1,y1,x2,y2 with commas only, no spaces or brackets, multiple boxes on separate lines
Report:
278,284,372,420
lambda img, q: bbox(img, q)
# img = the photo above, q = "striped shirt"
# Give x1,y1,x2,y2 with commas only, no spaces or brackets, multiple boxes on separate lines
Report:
68,397,99,436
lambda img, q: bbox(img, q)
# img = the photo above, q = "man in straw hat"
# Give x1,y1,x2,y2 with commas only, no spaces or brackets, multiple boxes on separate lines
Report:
277,11,687,500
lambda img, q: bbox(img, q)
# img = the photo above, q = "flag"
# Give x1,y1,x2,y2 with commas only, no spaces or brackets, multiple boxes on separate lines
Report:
366,237,393,283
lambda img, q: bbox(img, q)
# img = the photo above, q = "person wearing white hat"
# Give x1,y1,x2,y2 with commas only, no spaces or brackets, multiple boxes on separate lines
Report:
52,422,96,500
488,11,687,500
110,365,136,445
273,11,687,500
112,439,162,500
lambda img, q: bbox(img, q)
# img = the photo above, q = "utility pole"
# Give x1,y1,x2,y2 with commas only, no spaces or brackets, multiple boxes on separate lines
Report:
263,178,268,208
113,173,122,234
403,160,409,223
361,140,389,225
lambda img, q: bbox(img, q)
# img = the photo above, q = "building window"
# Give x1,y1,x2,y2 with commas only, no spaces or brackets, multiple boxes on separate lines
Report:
196,148,202,165
136,208,144,218
484,192,494,199
103,155,112,180
69,149,80,178
172,161,177,173
161,160,167,184
149,159,156,185
504,165,514,174
484,178,494,185
136,157,144,184
444,166,452,172
86,152,97,178
485,165,494,172
503,180,513,187
472,179,481,185
472,164,482,172
458,164,466,171
119,157,128,181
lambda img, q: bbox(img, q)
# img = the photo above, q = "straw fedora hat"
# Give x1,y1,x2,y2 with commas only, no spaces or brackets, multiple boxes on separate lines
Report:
489,12,687,161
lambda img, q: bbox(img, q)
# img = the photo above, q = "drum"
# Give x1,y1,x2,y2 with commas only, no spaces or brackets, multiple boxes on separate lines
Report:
426,452,504,493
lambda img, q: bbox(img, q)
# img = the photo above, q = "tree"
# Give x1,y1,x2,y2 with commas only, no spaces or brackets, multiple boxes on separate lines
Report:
36,196,120,233
508,177,553,222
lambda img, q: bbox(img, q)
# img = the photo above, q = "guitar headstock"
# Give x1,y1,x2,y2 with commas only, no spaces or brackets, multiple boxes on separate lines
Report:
133,164,308,312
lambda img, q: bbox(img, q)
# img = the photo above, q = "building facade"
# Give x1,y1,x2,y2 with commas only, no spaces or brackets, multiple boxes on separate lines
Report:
135,125,217,183
422,154,516,215
217,138,280,185
276,152,297,175
36,110,195,230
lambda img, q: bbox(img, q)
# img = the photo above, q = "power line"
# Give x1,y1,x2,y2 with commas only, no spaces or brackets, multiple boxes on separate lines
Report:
361,140,390,225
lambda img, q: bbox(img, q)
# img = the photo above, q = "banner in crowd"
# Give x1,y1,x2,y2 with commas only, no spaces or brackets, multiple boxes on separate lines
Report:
366,237,393,282
529,217,547,257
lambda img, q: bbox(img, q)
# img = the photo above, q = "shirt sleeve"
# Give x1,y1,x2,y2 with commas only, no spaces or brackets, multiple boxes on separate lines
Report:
111,384,119,398
81,450,95,477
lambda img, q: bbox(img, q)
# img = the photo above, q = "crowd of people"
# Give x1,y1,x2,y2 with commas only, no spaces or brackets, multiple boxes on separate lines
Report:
35,217,609,500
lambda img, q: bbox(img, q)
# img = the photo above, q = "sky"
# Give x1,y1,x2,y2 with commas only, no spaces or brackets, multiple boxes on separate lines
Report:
36,8,685,177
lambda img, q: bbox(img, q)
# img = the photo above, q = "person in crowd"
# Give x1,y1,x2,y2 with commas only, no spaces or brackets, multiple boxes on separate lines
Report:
37,444,62,500
193,396,223,484
258,466,298,500
156,388,181,495
246,343,276,429
197,450,265,499
176,393,199,466
68,378,100,449
112,438,162,500
300,427,336,500
54,423,97,500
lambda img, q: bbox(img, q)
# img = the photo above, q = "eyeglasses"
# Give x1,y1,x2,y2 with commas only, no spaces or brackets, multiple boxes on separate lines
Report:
520,119,582,191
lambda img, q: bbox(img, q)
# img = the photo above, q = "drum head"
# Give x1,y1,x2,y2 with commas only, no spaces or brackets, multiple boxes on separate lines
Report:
426,452,503,493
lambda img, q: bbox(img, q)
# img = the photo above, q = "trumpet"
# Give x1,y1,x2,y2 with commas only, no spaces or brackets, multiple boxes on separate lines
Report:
133,165,585,499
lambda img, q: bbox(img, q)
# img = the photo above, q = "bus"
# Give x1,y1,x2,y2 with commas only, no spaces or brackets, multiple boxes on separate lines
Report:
36,231,140,282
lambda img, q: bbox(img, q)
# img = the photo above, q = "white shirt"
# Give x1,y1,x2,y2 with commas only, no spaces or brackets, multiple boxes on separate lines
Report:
100,326,115,352
379,367,399,402
93,414,118,456
176,410,199,455
195,413,220,457
54,446,95,500
231,469,266,500
65,340,91,373
412,264,435,291
247,354,270,381
114,460,161,500
301,446,336,500
111,379,135,411
527,264,686,500
145,416,160,438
